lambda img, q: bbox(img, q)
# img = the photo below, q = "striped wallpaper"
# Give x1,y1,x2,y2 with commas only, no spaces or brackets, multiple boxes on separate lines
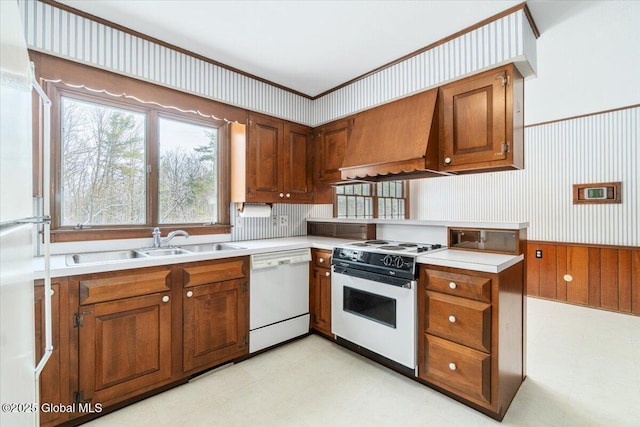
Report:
19,0,313,124
410,107,640,247
313,9,537,124
231,204,332,241
18,0,536,127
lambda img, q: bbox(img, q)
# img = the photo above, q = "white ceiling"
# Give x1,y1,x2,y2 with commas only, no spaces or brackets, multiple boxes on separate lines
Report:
55,1,588,97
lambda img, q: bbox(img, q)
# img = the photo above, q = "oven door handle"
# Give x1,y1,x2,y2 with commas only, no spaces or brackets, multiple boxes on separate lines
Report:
333,266,413,288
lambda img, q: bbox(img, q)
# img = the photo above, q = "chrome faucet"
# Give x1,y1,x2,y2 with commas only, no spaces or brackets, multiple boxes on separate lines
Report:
152,227,189,248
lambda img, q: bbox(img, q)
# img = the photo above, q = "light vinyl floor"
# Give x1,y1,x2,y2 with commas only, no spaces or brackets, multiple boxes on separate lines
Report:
84,298,640,426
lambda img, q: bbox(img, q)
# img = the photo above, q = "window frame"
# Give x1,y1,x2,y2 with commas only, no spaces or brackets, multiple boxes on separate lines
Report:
333,181,409,219
33,52,239,242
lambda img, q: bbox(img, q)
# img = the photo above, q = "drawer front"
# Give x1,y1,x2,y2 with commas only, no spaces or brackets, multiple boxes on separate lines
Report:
313,249,332,268
183,257,248,288
425,268,491,302
426,291,491,352
423,334,491,404
79,268,171,305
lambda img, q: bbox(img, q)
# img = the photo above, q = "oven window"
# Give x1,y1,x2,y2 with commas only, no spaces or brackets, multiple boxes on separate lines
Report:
343,287,396,328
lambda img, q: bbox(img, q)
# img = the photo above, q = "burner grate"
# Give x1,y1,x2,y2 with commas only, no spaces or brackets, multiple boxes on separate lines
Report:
378,245,407,251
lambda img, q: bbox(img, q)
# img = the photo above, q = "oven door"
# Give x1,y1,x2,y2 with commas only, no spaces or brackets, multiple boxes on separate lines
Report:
331,268,416,370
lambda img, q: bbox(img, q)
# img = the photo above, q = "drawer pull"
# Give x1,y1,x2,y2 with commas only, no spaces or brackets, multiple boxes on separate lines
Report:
186,291,193,298
449,282,457,289
448,315,456,323
448,363,457,371
162,295,170,303
319,258,324,263
325,271,330,277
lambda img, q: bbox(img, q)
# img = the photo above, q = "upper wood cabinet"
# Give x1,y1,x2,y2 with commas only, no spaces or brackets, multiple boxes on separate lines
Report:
439,63,524,173
231,113,313,203
314,118,352,183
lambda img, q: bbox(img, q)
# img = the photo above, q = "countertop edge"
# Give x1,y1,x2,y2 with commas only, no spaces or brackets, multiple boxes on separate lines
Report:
306,218,529,229
33,236,347,280
417,250,524,273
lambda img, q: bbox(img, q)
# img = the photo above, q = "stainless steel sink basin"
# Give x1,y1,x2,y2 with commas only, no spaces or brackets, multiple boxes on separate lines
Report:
138,248,190,257
179,243,245,252
66,250,149,266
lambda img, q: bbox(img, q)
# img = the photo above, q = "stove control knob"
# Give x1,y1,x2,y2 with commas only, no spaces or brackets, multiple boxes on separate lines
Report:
394,256,405,268
382,255,393,267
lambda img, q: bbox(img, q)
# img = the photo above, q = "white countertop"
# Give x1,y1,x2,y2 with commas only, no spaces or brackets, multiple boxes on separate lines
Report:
33,236,349,280
34,236,524,279
417,249,524,273
307,218,529,230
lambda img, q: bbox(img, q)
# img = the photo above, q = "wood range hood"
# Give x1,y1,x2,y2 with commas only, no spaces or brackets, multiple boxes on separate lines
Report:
339,88,443,182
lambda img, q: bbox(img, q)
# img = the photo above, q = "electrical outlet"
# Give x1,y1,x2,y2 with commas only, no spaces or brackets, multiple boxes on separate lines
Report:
535,250,542,259
279,215,288,226
271,215,278,227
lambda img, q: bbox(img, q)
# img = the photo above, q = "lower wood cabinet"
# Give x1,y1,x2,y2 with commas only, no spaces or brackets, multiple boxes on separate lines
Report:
182,258,249,374
38,257,251,426
418,262,524,420
309,249,332,336
35,278,71,427
74,267,173,408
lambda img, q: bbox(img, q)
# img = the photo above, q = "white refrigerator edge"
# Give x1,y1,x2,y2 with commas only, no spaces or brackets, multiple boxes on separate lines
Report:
1,1,52,426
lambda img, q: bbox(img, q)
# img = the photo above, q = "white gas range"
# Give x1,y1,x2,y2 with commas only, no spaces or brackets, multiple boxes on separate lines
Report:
330,240,446,373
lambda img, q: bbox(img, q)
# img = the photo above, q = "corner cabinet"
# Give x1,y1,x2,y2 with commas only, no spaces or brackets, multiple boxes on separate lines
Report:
232,113,313,203
181,257,249,374
309,249,332,336
417,262,525,420
439,63,524,173
73,267,174,408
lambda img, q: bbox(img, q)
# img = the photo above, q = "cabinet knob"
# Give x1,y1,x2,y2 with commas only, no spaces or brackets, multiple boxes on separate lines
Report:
563,274,573,282
444,157,452,165
286,193,291,198
448,363,457,371
162,295,170,303
449,282,457,289
279,193,284,198
325,271,330,277
186,291,193,298
448,315,456,323
319,257,324,263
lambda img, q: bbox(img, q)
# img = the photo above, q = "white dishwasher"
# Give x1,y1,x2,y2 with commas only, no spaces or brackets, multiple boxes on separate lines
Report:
249,248,311,353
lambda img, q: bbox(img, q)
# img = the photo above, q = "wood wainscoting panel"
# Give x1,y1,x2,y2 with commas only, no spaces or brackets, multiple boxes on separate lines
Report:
588,247,601,308
527,241,639,316
600,249,619,311
632,251,640,315
566,246,589,305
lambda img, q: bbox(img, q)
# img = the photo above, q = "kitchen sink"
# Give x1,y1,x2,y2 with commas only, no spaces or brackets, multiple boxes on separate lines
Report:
66,249,149,266
179,243,245,252
137,248,191,257
65,243,243,266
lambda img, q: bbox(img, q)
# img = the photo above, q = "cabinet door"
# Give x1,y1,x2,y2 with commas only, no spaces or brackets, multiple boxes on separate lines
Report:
183,279,249,373
78,292,172,406
316,118,351,183
283,122,313,202
311,267,332,336
35,280,71,427
440,67,508,169
247,114,282,201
